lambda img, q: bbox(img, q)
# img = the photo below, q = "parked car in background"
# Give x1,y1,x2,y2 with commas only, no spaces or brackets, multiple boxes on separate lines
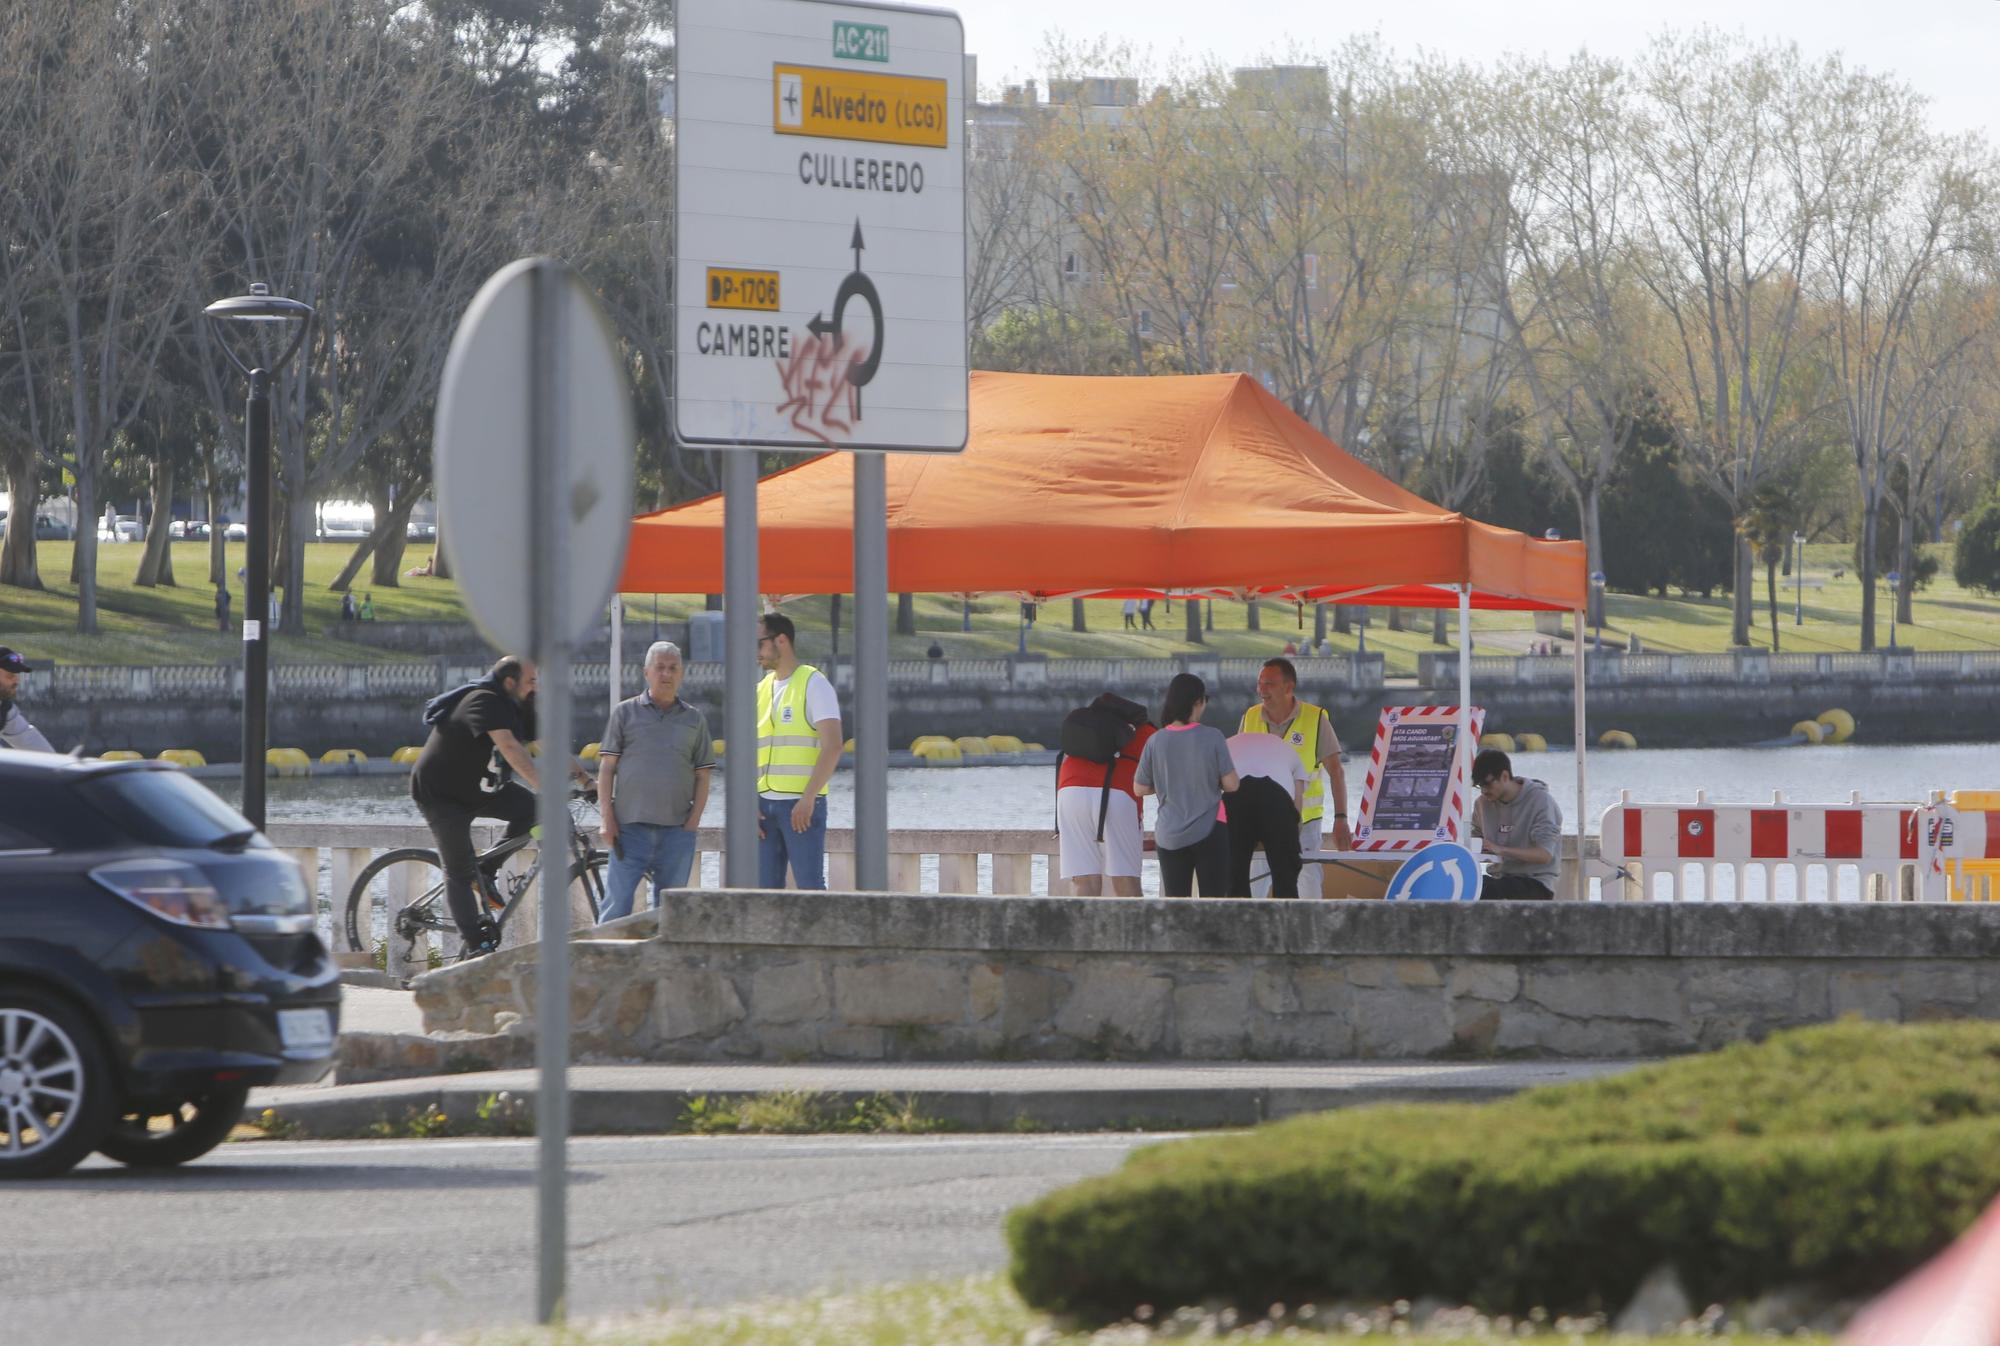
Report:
0,752,339,1178
168,519,212,541
224,521,247,541
0,513,70,541
405,520,437,541
96,516,142,543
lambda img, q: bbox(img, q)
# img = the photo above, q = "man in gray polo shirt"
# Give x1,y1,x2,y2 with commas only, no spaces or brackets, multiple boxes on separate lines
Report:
596,640,715,921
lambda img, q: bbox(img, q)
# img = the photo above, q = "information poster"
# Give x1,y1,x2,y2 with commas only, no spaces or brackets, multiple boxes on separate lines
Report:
1353,705,1484,851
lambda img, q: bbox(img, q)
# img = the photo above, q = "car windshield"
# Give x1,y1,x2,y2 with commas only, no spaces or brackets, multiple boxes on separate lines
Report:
76,770,264,848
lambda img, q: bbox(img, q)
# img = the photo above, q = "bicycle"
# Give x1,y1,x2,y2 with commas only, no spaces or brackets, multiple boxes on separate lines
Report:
342,789,609,968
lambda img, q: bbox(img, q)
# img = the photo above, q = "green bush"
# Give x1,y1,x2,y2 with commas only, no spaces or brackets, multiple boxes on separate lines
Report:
1007,1020,2000,1325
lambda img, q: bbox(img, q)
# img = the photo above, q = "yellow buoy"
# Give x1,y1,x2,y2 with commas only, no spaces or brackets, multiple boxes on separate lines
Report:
1791,720,1825,745
1597,730,1638,750
1515,733,1548,753
1023,742,1045,753
985,734,1025,754
843,737,856,754
910,735,953,752
920,743,963,765
156,749,207,768
579,742,601,762
319,749,367,766
100,749,143,762
953,735,992,755
1479,733,1516,753
265,747,312,777
1817,708,1856,744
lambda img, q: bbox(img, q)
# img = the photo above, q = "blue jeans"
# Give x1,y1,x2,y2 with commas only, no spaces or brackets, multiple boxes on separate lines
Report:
599,822,698,922
758,795,828,890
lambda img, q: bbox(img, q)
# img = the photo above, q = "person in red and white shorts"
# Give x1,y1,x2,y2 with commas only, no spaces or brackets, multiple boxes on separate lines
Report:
1056,721,1157,895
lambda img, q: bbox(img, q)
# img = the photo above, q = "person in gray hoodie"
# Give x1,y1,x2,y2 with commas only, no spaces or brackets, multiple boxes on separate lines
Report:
1470,748,1561,899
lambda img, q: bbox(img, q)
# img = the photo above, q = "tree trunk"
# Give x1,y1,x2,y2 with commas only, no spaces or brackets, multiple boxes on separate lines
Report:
1245,598,1260,631
72,470,100,634
705,593,722,610
1071,598,1086,632
1333,606,1351,634
829,593,842,663
281,485,311,634
1896,506,1916,625
134,455,176,587
1857,495,1878,652
896,592,915,635
1582,487,1605,628
430,520,453,580
372,502,416,587
332,491,409,592
1184,597,1202,644
1386,607,1403,631
1767,560,1779,652
1313,603,1327,644
205,444,226,586
0,453,43,589
1730,533,1753,647
1433,607,1449,646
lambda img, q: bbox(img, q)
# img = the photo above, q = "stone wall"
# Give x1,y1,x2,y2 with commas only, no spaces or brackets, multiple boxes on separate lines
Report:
412,893,2000,1062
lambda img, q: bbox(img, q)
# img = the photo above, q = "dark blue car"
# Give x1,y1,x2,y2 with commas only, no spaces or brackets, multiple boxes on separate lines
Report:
0,751,339,1177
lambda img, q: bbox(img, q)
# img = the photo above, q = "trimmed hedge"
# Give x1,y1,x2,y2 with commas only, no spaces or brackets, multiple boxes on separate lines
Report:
1007,1020,2000,1324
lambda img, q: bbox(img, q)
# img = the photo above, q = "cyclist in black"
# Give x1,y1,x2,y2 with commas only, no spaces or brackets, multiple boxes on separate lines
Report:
410,655,587,954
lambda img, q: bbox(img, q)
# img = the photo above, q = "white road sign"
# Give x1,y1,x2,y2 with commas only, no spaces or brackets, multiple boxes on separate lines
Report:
435,258,635,653
674,0,968,453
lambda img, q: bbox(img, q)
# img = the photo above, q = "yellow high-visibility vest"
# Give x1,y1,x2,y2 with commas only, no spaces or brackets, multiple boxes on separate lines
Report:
1239,700,1329,823
757,663,831,797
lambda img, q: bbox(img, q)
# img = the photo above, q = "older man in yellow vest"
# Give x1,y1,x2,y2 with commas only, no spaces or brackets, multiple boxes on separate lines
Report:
755,612,844,889
1238,656,1350,897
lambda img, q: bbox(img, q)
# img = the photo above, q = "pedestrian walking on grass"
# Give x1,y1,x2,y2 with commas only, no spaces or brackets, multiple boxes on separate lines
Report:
596,640,714,921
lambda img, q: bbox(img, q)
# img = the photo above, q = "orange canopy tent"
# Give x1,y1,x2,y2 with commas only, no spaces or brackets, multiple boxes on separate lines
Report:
618,370,1585,610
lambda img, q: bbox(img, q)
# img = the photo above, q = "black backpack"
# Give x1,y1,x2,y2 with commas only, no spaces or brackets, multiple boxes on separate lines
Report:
1055,692,1151,841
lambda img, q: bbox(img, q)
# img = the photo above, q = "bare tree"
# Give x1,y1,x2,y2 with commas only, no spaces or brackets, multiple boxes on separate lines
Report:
1629,32,1836,646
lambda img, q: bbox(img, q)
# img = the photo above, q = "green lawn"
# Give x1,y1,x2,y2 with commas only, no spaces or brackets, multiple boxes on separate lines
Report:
3,539,1992,673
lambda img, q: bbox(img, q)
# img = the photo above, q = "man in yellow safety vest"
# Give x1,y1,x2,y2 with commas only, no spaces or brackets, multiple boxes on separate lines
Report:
1238,657,1350,897
755,612,844,889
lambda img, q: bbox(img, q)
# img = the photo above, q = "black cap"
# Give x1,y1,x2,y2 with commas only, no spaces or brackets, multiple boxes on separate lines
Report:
0,647,31,674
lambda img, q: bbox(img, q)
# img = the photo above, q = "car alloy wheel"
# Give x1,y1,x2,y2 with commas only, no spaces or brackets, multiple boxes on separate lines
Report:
0,996,113,1179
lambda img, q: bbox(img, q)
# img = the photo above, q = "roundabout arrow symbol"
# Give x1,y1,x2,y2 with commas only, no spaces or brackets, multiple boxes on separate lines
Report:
807,219,884,414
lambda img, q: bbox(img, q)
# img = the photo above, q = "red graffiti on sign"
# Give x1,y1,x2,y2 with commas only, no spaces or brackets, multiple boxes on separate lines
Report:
775,330,869,446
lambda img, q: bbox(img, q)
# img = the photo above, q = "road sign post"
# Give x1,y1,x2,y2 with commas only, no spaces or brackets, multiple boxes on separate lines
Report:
435,257,634,1326
674,0,967,891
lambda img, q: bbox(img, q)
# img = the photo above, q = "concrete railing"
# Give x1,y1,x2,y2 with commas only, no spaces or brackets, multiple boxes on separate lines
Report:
29,651,1388,704
1420,647,1990,687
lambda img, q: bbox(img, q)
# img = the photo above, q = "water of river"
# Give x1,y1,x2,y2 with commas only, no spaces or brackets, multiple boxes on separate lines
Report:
240,742,2000,831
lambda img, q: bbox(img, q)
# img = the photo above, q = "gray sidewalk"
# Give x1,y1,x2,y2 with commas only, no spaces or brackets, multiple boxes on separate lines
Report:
257,986,1642,1133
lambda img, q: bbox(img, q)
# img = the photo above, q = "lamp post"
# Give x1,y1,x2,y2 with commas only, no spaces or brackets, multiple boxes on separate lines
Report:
1887,570,1901,650
203,283,312,831
1793,533,1806,625
1589,571,1606,652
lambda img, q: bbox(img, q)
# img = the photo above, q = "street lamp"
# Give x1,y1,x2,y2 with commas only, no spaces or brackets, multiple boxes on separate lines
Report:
1589,571,1606,652
1793,532,1806,625
204,283,312,832
1887,570,1901,650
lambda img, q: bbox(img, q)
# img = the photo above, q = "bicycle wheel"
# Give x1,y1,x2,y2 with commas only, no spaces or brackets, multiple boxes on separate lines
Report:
343,847,451,956
569,853,609,923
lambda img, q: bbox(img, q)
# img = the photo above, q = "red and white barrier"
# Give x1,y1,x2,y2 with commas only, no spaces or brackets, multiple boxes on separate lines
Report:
1596,791,1966,902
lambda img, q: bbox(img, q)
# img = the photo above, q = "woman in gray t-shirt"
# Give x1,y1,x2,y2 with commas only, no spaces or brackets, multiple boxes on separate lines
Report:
1135,672,1240,897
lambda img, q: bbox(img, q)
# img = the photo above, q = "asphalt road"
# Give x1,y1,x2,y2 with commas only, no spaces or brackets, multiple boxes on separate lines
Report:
0,1132,1151,1346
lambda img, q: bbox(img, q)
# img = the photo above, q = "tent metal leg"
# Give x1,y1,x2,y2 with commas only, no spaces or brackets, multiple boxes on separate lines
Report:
1574,608,1588,900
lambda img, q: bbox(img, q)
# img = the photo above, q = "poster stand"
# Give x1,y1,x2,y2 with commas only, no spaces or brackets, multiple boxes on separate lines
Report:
1352,704,1485,853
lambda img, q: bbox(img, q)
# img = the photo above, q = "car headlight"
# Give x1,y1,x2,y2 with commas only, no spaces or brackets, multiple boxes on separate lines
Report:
90,859,232,929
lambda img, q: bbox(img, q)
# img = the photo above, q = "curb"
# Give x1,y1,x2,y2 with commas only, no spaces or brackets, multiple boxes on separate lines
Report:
248,1075,1546,1138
